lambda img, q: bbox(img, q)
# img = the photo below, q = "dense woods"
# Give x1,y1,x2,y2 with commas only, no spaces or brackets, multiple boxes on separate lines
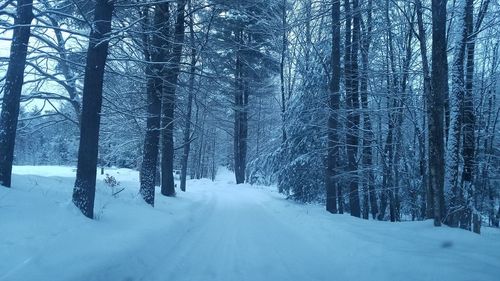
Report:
1,0,499,233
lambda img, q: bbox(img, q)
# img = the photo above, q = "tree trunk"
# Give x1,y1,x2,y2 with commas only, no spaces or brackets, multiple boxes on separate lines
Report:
462,0,489,234
195,106,206,179
380,0,396,221
415,0,433,219
429,0,448,226
0,0,34,188
211,129,217,181
345,0,361,218
446,0,468,227
393,7,415,222
161,0,186,197
280,0,287,145
72,0,114,218
326,0,341,214
139,4,169,206
360,0,377,220
234,29,248,185
180,10,196,193
340,0,353,215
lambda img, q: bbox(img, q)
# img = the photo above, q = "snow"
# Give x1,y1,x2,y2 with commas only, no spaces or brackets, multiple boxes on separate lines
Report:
1,166,499,281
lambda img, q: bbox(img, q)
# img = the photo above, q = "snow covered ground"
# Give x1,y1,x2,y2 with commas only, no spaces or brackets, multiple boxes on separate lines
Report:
1,166,499,281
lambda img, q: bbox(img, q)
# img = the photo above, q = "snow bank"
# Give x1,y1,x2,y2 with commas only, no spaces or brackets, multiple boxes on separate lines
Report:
0,166,499,281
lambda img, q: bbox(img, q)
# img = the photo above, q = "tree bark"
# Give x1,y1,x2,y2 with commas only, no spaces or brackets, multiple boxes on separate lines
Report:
161,0,186,197
380,0,397,221
360,0,377,220
415,0,433,219
462,0,489,234
429,0,448,226
72,0,114,218
180,9,197,192
140,4,169,206
326,0,341,214
280,0,287,145
340,0,353,214
446,0,468,227
194,101,206,179
234,29,248,185
394,7,415,222
345,0,361,218
0,0,34,188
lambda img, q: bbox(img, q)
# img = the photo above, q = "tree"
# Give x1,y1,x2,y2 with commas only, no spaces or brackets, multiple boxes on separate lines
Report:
72,0,115,218
139,3,169,206
446,0,469,228
463,0,490,234
179,1,200,192
344,0,361,218
208,0,279,184
429,0,448,226
233,26,248,184
359,0,377,219
326,0,341,214
446,0,490,233
415,0,433,220
274,0,328,203
0,0,34,188
2,0,498,232
160,0,186,197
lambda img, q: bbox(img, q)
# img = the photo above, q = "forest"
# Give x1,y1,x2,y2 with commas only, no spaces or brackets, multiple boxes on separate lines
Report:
1,0,500,232
1,0,500,280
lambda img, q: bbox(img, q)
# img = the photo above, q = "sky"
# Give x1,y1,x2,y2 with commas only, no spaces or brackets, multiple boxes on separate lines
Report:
0,20,71,112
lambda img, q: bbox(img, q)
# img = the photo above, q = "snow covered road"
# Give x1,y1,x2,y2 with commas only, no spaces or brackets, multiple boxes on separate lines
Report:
134,186,337,281
1,166,499,281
